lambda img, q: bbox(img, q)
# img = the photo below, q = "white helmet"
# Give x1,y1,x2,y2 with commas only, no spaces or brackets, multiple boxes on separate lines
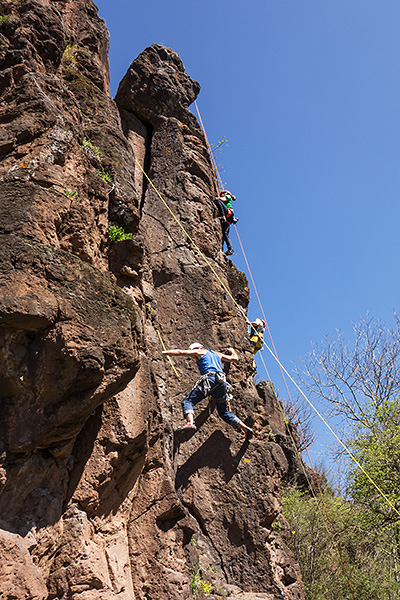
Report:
189,343,203,350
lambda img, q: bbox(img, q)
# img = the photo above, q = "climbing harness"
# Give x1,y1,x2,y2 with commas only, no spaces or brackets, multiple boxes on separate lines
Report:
192,372,223,397
146,107,400,527
156,328,233,411
250,331,264,353
148,102,400,598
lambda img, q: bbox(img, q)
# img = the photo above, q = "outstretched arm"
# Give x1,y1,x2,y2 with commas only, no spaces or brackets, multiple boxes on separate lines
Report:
162,348,204,359
218,347,239,363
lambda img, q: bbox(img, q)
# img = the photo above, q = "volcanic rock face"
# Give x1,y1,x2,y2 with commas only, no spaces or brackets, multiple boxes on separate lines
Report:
0,1,307,598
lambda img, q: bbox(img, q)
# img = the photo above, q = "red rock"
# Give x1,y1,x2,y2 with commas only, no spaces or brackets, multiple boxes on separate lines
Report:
0,526,47,600
0,1,307,598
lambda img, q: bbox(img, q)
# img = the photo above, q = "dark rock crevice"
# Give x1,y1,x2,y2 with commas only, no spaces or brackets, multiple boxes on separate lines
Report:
139,122,153,217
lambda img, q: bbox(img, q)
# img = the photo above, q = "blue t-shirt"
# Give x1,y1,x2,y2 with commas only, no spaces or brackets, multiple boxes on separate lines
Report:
196,349,223,375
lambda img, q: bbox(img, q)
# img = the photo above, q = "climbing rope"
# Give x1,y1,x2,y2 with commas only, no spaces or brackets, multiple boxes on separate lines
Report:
148,179,354,595
191,109,357,595
188,101,400,596
156,328,189,388
192,103,400,515
194,100,223,191
137,154,400,522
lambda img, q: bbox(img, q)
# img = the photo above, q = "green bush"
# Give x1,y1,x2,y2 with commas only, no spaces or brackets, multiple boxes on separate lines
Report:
283,487,399,599
82,137,103,159
97,169,113,183
64,189,78,200
107,225,132,242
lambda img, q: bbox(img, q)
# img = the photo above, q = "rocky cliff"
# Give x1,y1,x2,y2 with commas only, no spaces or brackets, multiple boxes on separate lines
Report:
0,1,308,598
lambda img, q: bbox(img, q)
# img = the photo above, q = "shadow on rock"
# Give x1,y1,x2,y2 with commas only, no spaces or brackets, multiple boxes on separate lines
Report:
63,406,104,510
175,430,249,491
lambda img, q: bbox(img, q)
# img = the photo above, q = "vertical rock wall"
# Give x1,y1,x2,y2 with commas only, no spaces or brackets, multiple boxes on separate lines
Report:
0,1,307,598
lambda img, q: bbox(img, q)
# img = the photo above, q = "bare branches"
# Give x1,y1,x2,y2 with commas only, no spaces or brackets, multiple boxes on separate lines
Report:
282,396,316,451
297,315,400,427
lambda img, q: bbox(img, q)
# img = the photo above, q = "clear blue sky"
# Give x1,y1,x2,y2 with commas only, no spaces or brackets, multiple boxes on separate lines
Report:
95,0,400,470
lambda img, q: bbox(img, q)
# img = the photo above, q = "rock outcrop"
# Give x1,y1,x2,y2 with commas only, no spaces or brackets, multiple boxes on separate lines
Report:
0,1,309,598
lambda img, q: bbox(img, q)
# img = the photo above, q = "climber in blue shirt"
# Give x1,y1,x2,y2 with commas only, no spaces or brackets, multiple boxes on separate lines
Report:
162,343,253,439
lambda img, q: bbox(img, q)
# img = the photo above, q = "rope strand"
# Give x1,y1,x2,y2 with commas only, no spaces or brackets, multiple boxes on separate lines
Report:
137,153,400,522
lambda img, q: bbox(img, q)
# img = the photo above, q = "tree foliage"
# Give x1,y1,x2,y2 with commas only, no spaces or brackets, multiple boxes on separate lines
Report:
347,398,400,529
283,488,399,600
286,316,400,597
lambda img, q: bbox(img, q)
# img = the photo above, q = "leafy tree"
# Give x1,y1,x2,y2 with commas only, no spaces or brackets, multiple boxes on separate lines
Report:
344,398,400,583
347,398,400,521
298,315,400,524
286,315,400,595
283,488,399,599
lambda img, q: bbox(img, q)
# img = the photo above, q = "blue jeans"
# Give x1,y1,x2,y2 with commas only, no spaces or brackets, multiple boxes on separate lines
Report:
214,197,229,218
182,372,240,428
214,198,233,252
221,221,232,252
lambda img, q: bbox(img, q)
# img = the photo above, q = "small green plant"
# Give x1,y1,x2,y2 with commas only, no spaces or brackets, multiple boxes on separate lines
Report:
268,430,276,442
272,520,282,536
62,43,79,64
97,169,113,183
62,43,91,64
107,224,132,242
210,137,228,179
82,137,103,159
0,14,13,28
211,137,228,152
64,189,78,200
190,568,212,598
191,568,201,598
191,537,199,547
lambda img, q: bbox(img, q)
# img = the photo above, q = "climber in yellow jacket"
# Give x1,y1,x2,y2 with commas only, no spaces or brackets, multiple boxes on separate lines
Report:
247,318,266,375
